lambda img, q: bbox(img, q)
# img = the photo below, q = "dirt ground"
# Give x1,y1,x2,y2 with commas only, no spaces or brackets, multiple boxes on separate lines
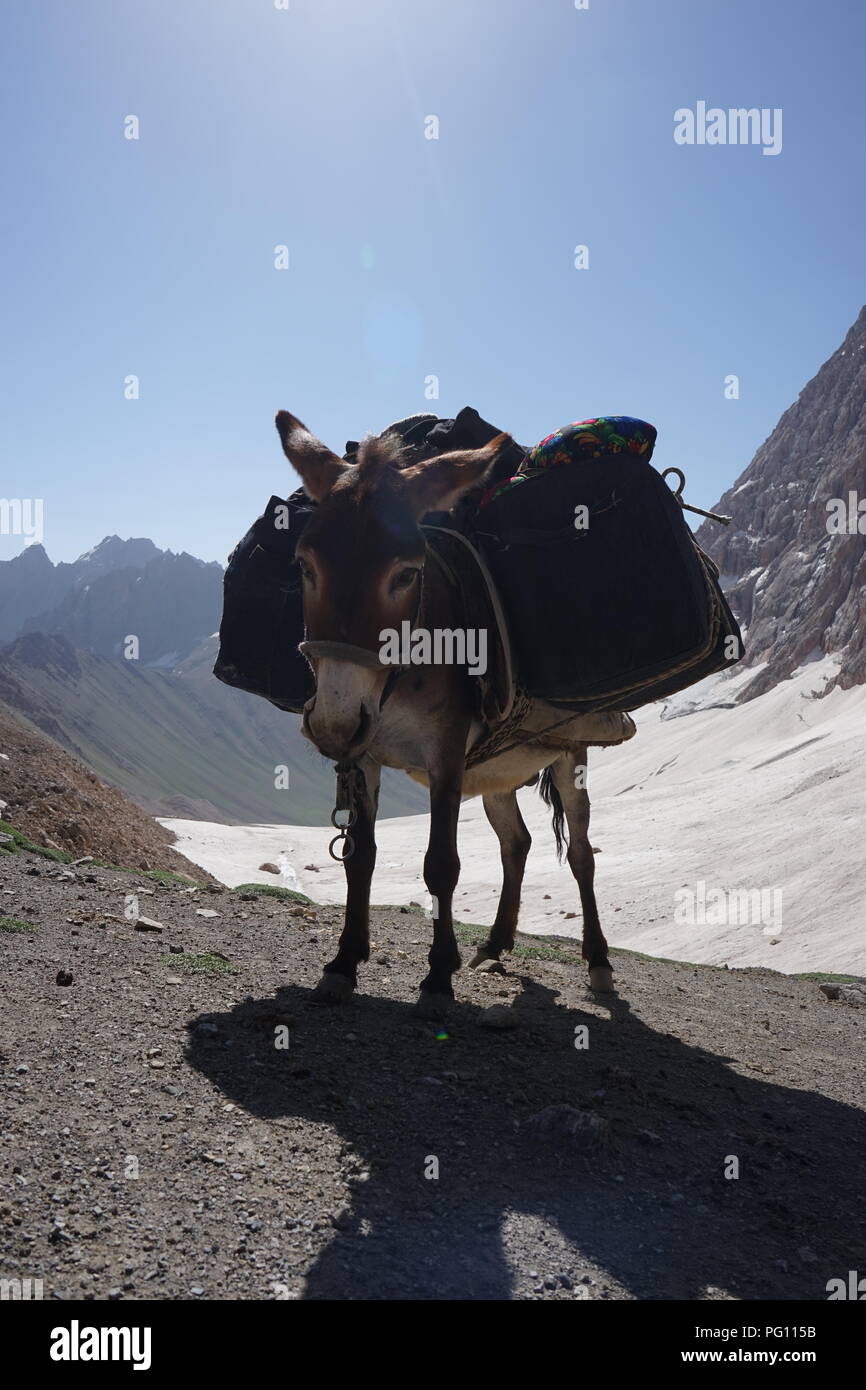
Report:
1,844,864,1302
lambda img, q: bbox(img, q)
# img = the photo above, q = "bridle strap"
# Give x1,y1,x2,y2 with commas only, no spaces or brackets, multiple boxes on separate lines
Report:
298,639,403,670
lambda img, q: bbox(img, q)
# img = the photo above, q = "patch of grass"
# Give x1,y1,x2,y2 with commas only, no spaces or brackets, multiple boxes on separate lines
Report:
160,952,236,975
234,883,313,905
795,971,866,985
453,921,582,966
143,869,200,887
0,916,38,933
87,860,203,886
372,903,427,914
0,821,73,863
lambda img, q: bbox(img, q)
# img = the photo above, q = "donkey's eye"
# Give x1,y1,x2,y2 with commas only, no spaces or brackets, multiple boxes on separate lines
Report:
392,567,419,592
298,560,314,584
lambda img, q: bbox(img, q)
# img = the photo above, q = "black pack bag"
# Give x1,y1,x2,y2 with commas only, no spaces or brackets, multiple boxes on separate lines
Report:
213,489,314,713
470,417,743,712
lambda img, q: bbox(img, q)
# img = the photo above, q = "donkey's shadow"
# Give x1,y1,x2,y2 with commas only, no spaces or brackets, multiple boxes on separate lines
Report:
186,977,865,1301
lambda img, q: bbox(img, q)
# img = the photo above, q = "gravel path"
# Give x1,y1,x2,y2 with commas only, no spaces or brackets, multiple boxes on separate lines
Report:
1,847,864,1301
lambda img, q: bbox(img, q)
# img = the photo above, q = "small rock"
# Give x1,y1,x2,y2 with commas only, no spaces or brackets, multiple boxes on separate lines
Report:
195,909,219,919
637,1128,662,1146
169,944,184,954
56,970,74,987
134,917,164,933
820,982,866,1006
475,958,506,975
259,863,280,874
522,1105,608,1149
478,1004,518,1031
303,864,320,873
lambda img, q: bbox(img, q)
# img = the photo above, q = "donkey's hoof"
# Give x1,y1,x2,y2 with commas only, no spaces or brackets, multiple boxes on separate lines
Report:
311,972,354,1005
588,966,615,993
469,950,505,973
413,990,452,1021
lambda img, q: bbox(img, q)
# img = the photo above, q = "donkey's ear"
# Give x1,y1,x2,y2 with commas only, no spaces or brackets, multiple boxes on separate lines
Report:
400,432,513,516
275,411,350,501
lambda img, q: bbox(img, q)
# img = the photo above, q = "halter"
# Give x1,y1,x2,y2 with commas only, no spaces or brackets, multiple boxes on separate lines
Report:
298,640,401,670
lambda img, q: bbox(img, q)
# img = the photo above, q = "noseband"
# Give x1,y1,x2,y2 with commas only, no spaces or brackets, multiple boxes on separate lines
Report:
298,639,402,670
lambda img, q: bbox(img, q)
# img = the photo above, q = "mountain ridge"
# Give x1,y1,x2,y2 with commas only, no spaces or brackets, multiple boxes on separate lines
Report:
696,305,866,698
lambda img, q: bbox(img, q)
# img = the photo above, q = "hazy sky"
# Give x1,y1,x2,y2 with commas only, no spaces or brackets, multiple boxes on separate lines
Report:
1,0,864,564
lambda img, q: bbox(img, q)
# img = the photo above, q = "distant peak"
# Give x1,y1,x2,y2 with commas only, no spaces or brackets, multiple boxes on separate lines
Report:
7,542,52,567
75,535,159,563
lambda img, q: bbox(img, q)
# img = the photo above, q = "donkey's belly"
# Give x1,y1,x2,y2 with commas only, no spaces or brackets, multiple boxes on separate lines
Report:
461,746,561,798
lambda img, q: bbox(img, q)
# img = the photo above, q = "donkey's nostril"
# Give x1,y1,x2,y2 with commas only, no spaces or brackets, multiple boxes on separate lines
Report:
349,704,372,750
346,706,372,750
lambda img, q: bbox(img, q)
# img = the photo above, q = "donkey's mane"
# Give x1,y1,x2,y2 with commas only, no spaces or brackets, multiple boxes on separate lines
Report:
355,431,409,475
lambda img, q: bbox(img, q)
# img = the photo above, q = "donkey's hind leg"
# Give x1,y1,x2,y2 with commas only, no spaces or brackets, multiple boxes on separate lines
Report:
469,790,531,969
549,749,614,993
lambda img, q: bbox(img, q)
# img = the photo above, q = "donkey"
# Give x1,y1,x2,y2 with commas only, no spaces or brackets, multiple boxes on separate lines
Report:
275,410,636,1018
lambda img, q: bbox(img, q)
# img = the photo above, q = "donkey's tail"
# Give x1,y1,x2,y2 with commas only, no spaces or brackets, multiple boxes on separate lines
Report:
538,767,567,863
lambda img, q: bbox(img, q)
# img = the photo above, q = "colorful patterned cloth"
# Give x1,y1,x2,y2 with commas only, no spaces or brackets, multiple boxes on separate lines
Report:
479,416,657,510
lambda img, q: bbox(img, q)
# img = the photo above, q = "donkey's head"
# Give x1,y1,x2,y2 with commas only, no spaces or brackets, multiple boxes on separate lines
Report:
276,410,512,760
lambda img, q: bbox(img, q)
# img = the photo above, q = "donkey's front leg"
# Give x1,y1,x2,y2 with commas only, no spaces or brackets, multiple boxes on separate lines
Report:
312,758,380,1004
416,765,464,1019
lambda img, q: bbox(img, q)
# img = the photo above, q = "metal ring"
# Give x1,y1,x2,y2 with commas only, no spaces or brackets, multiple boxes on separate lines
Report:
330,807,356,831
328,832,355,862
661,466,686,499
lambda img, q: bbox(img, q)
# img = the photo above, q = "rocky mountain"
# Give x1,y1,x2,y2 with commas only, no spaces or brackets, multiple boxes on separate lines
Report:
696,305,866,698
0,632,426,825
0,536,161,645
20,547,223,665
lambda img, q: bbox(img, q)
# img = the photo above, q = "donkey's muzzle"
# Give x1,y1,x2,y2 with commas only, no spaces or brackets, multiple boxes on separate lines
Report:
302,695,376,762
